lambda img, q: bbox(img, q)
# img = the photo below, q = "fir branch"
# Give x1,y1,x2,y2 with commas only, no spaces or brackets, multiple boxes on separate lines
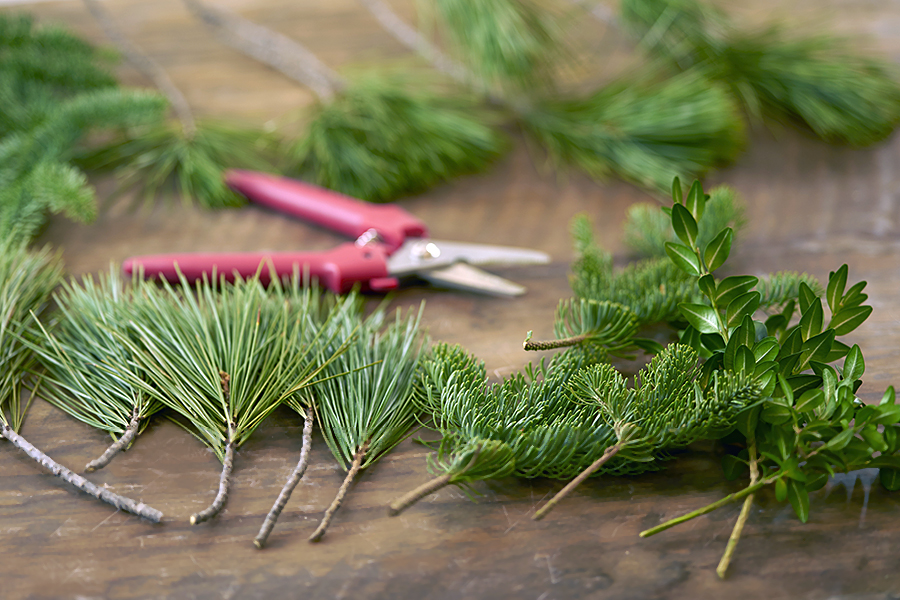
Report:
756,271,822,311
523,298,639,354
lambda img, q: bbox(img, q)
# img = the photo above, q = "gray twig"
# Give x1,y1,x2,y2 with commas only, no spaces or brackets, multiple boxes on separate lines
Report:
1,422,163,522
84,403,142,473
191,424,235,525
254,408,315,548
308,441,368,542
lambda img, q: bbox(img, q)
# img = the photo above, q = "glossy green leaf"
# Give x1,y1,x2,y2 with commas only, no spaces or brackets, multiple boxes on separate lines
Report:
796,329,835,373
775,477,788,502
679,326,701,352
703,228,732,272
679,303,719,334
880,468,900,491
665,242,701,276
880,386,897,406
861,424,888,452
884,425,899,453
842,344,864,381
698,274,717,299
753,337,779,363
840,281,868,309
700,332,726,352
871,404,900,426
799,298,824,341
829,306,873,336
735,404,761,438
725,292,760,328
826,264,848,313
777,328,802,359
795,389,825,413
786,479,810,523
805,473,828,492
822,340,851,363
786,374,822,396
716,275,758,306
761,402,793,426
685,180,705,221
824,427,855,451
671,204,698,249
722,454,747,480
798,282,818,314
671,176,683,204
734,346,755,375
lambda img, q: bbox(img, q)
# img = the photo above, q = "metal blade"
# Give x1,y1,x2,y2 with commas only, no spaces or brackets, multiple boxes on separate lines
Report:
418,263,526,297
387,239,550,277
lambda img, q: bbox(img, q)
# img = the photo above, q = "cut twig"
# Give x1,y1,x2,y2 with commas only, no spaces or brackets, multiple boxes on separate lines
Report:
84,403,142,473
532,442,621,520
191,433,235,524
1,422,163,522
254,408,315,548
82,0,196,136
523,333,590,351
388,444,481,516
308,441,369,543
180,0,343,101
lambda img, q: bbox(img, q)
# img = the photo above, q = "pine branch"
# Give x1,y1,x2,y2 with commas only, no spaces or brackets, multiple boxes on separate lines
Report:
1,422,163,522
254,407,314,548
191,424,236,524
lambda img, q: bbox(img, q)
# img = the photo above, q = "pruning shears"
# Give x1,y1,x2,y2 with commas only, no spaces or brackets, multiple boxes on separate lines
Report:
123,170,550,296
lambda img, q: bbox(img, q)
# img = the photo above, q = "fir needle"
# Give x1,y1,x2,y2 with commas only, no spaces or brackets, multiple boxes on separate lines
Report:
309,441,369,543
1,423,163,522
254,408,315,548
84,404,141,473
532,442,621,521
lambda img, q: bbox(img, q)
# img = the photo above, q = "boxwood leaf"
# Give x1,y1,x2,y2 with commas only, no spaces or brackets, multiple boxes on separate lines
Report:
786,479,810,523
829,306,873,336
703,228,732,273
679,303,719,334
726,292,760,328
826,264,848,313
665,242,701,276
671,203,698,248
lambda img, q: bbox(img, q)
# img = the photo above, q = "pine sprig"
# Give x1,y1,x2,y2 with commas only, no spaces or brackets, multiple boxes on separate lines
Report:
621,0,900,146
308,302,426,540
289,74,507,203
27,268,164,472
520,68,745,193
111,271,344,523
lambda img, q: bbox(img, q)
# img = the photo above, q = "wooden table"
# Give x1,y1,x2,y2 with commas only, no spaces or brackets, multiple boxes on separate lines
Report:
3,1,900,598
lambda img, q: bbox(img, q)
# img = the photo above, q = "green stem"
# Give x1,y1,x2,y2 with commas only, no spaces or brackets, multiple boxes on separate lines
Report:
640,476,774,538
524,333,590,351
716,438,759,578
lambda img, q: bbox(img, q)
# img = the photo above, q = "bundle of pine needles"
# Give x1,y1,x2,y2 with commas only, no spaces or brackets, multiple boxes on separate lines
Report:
620,0,900,145
0,239,162,522
28,268,164,472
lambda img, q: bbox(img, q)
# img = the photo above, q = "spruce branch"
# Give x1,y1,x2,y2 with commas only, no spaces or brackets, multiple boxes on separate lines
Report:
254,407,314,548
1,422,163,522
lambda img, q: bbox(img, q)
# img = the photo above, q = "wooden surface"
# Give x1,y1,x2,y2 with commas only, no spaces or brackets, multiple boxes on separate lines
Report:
3,1,900,598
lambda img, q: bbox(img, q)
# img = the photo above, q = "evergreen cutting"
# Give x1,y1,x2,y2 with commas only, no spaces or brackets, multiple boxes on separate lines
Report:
0,13,166,242
0,239,162,522
181,0,506,203
77,0,278,208
110,270,347,524
309,302,426,541
619,0,900,145
27,268,164,472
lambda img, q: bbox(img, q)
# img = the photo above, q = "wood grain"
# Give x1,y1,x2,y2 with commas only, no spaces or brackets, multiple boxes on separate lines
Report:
2,1,900,598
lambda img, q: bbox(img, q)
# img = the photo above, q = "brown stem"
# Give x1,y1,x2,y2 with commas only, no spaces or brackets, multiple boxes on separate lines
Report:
82,0,196,137
1,422,163,522
254,408,314,548
308,441,369,543
716,439,759,578
533,443,621,521
523,333,590,351
85,404,142,473
180,0,343,101
190,425,235,525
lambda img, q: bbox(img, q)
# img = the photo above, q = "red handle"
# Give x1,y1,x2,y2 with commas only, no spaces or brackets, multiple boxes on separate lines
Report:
224,170,428,252
123,243,399,294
